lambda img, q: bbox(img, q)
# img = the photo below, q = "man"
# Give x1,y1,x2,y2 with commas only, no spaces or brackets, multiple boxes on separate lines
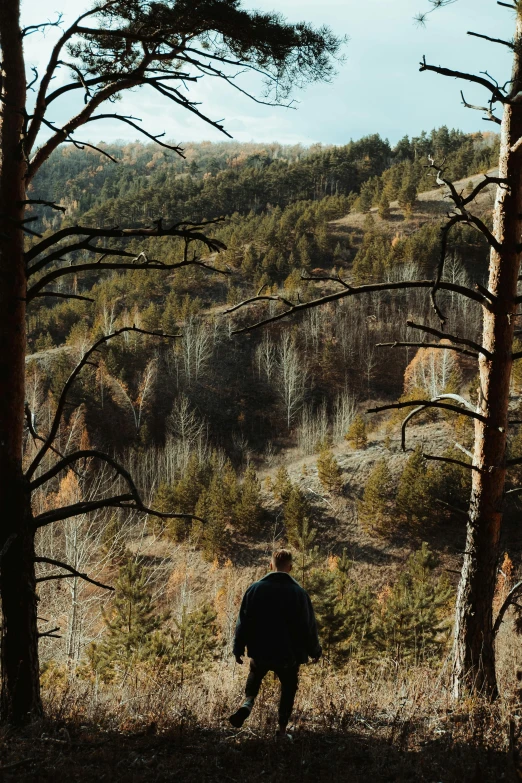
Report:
229,548,321,737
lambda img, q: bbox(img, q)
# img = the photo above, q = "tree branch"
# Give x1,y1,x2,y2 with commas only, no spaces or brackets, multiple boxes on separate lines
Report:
20,199,66,213
367,398,487,423
376,341,479,359
24,403,81,476
435,499,469,518
25,2,120,155
460,91,502,124
226,279,487,334
493,581,522,636
27,254,227,301
25,219,225,264
35,557,114,591
83,114,185,155
405,319,491,358
25,328,181,480
419,56,507,103
377,394,480,451
33,495,135,526
423,453,479,472
30,292,95,303
37,627,61,639
467,31,514,49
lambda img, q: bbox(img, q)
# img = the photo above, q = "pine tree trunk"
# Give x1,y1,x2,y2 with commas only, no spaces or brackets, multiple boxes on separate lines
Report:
0,1,42,722
451,11,522,699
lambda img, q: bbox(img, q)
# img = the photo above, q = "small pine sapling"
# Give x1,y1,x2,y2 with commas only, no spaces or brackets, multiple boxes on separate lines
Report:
345,415,368,449
317,447,344,494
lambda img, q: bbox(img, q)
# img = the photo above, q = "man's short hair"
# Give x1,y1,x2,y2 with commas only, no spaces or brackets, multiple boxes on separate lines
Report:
272,549,292,569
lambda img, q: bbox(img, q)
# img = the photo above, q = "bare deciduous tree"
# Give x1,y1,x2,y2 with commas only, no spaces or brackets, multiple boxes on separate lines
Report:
277,333,308,428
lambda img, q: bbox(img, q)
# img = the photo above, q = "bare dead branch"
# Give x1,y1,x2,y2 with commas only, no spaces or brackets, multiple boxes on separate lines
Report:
301,272,352,289
146,80,234,139
25,328,180,480
24,403,82,475
423,453,480,472
227,279,486,334
25,219,225,264
467,31,514,49
33,495,135,527
419,56,507,103
19,199,66,213
367,399,487,423
493,580,522,636
406,319,491,357
37,627,62,639
22,14,63,38
35,557,114,591
225,293,295,314
30,292,95,303
455,442,474,460
460,91,502,124
25,2,120,155
376,341,479,359
388,394,479,451
427,158,502,253
27,238,148,277
84,114,185,154
27,255,227,301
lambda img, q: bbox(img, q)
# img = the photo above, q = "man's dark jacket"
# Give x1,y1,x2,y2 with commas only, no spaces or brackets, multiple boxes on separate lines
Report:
233,572,322,665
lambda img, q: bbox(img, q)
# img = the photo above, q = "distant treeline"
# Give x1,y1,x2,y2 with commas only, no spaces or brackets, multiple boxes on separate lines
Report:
31,127,499,230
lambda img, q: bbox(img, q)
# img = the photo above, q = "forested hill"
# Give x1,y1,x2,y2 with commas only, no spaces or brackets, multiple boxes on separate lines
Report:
27,126,522,776
27,127,500,462
32,127,498,229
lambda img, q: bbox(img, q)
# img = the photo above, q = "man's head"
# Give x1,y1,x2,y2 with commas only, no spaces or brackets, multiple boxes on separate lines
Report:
272,548,292,573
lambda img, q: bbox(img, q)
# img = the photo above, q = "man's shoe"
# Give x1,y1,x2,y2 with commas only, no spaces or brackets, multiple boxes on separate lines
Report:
228,705,251,728
275,726,293,741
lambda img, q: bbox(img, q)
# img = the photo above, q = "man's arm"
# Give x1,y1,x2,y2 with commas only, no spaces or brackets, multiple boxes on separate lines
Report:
304,592,322,661
233,588,251,664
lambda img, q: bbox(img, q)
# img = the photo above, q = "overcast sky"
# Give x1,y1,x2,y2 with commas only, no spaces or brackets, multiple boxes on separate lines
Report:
21,0,515,147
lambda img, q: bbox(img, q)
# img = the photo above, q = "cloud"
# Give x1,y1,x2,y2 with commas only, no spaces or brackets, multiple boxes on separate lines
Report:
22,0,513,148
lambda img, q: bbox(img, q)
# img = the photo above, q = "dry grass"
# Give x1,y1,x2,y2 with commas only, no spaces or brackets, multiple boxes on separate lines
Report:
1,662,520,782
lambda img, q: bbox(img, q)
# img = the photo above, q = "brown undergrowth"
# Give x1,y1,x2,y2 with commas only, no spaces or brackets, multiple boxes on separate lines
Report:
1,662,520,782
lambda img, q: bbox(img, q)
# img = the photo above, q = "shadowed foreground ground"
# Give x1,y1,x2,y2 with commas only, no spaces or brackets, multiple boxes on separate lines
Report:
0,719,516,782
0,664,519,782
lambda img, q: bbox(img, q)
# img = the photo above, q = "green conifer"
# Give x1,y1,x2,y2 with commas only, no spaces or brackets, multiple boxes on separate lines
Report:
234,465,263,535
273,465,292,503
398,177,417,215
193,473,231,561
373,543,453,662
87,559,166,682
283,485,311,545
317,447,343,494
293,517,320,588
345,415,368,448
358,459,395,534
378,192,391,220
396,445,431,526
309,552,374,665
151,603,220,675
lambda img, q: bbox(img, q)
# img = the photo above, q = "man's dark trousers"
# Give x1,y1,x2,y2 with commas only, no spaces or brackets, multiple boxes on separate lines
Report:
245,659,299,727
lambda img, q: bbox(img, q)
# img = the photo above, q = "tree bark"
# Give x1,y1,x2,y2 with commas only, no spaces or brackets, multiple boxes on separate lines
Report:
0,1,42,722
451,11,522,699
